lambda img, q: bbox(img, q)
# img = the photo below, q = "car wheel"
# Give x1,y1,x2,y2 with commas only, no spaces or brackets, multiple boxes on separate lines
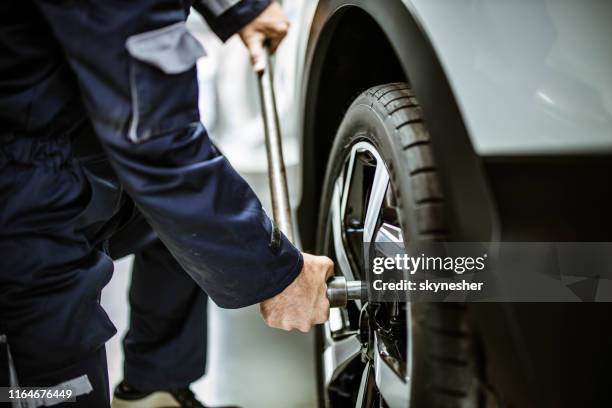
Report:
315,83,482,407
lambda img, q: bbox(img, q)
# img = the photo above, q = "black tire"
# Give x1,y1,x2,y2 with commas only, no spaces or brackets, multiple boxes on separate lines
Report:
316,83,481,407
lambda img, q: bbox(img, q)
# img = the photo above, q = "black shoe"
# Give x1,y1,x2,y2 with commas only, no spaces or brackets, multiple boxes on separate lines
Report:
112,381,239,408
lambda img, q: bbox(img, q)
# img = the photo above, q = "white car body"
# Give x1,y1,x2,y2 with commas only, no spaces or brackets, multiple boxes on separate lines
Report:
200,0,612,236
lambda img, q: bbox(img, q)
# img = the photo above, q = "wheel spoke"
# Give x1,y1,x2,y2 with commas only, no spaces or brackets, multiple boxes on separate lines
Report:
327,307,346,334
363,157,390,244
331,177,355,281
354,362,375,408
340,144,359,224
375,223,403,244
322,334,362,386
373,332,411,408
374,223,405,260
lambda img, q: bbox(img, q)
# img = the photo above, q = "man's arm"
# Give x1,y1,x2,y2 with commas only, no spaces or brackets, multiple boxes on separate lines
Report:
195,0,332,330
30,0,331,328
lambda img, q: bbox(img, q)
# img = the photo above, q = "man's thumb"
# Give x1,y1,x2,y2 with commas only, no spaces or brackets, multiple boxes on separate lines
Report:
247,33,266,73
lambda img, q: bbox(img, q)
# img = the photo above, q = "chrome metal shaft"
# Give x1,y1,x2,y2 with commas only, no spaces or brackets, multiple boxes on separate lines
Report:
257,49,294,242
256,49,364,308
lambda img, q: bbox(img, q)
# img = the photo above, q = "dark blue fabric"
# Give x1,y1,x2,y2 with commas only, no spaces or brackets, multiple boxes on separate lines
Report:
124,238,208,392
0,1,77,132
0,0,302,309
0,115,204,394
16,348,111,408
194,0,272,41
0,0,301,399
0,116,119,376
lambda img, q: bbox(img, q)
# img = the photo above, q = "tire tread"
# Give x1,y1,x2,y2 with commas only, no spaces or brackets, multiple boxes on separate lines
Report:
365,83,481,408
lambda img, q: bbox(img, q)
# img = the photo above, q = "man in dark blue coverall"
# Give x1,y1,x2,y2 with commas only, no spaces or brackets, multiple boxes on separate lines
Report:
0,1,333,407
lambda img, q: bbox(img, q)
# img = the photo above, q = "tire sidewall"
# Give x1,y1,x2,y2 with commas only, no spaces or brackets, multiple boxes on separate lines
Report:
315,87,478,408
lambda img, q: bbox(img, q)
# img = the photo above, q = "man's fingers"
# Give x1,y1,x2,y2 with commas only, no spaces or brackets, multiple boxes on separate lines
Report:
247,32,266,72
316,299,330,324
261,21,289,47
268,24,288,53
239,2,290,67
267,38,281,54
260,252,334,333
324,258,335,280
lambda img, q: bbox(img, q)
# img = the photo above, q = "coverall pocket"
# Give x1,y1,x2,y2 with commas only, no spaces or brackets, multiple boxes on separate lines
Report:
125,22,205,143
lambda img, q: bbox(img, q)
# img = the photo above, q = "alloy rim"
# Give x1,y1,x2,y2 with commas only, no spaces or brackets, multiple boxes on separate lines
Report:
322,140,412,408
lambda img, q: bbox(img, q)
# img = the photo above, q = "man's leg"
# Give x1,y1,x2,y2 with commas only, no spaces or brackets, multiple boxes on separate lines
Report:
109,215,238,407
122,239,207,391
11,347,111,408
0,118,120,408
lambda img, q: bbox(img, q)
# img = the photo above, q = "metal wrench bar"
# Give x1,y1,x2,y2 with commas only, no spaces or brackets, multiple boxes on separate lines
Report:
256,48,363,308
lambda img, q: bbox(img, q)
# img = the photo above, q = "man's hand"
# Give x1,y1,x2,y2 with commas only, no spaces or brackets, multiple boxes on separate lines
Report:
260,253,334,332
239,2,290,72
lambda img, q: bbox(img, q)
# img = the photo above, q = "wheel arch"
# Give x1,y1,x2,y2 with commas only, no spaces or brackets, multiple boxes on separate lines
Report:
297,0,499,251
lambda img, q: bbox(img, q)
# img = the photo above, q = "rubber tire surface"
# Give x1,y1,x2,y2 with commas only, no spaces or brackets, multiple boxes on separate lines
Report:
316,83,481,408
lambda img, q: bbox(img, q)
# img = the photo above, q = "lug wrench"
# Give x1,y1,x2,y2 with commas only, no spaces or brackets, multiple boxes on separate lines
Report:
256,48,365,308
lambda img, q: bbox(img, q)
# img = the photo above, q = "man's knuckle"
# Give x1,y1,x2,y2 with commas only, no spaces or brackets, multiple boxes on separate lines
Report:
321,311,330,323
265,315,282,329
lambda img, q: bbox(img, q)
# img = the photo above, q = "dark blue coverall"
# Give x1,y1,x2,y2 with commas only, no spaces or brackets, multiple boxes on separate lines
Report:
0,0,302,406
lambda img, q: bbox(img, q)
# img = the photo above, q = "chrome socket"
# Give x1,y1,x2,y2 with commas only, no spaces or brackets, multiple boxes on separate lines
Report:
326,277,367,308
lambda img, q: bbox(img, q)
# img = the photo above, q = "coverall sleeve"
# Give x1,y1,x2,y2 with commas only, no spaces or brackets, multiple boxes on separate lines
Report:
34,0,303,309
193,0,272,41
